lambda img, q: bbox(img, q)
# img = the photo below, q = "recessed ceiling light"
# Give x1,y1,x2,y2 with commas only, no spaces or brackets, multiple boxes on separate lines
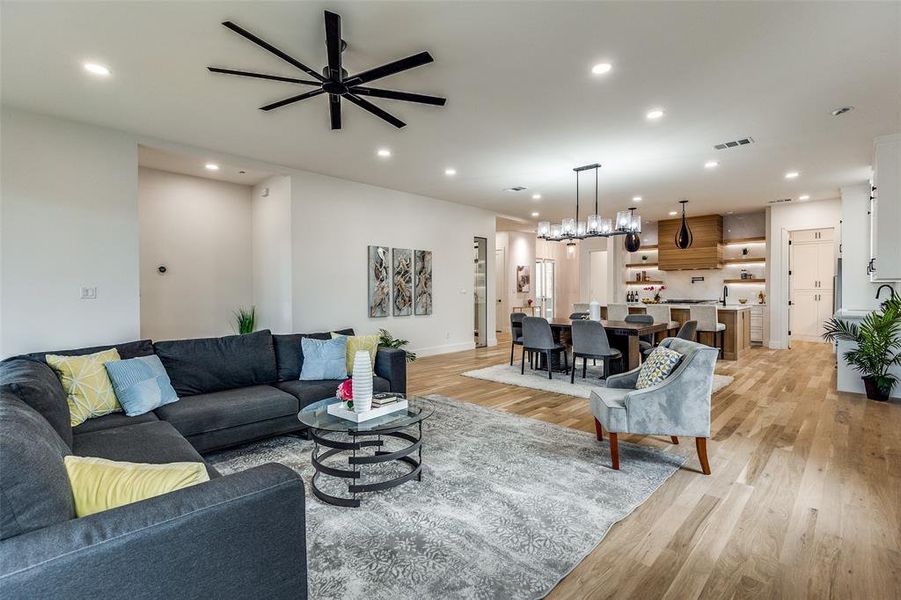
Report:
704,161,719,168
668,211,678,216
531,212,540,217
646,108,665,120
532,194,542,200
799,194,810,201
83,62,111,77
591,62,612,75
632,196,642,202
444,168,457,176
785,171,799,179
377,148,391,158
204,163,220,171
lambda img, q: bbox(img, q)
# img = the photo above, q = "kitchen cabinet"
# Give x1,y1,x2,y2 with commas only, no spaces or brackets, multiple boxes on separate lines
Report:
790,229,835,342
750,305,767,344
790,290,832,341
869,133,901,282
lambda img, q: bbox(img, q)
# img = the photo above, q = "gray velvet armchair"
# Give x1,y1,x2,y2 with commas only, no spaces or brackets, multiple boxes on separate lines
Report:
588,337,718,474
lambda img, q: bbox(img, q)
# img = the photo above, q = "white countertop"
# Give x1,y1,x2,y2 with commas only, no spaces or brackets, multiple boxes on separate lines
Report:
618,303,761,311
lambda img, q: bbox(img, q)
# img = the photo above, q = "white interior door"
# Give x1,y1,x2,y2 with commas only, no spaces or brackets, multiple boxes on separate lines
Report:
589,250,609,305
789,228,835,342
495,249,506,333
535,259,555,319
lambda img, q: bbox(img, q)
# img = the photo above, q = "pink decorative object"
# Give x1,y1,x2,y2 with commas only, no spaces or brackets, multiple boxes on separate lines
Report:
527,298,534,306
336,379,353,409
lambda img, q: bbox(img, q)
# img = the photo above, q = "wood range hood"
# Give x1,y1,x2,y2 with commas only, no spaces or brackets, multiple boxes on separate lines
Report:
657,214,723,270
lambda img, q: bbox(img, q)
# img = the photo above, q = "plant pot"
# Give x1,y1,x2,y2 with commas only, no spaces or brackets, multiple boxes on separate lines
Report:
862,376,891,401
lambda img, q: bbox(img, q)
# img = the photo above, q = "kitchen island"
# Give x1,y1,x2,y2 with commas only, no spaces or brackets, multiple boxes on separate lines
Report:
599,303,753,360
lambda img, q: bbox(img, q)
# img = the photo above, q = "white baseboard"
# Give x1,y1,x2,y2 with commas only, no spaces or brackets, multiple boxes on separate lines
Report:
414,341,477,357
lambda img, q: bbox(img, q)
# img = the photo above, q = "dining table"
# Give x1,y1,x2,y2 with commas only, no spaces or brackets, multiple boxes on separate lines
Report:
546,318,680,372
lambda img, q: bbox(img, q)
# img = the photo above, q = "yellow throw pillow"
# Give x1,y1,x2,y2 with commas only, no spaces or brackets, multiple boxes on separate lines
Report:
64,456,210,517
46,348,122,426
331,333,380,376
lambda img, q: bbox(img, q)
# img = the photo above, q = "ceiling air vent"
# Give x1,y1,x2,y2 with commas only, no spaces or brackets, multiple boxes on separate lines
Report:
768,198,792,204
714,137,755,150
503,186,528,192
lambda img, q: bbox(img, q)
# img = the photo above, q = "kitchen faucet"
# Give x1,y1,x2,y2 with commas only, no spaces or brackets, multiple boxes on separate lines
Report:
721,285,728,307
876,284,897,306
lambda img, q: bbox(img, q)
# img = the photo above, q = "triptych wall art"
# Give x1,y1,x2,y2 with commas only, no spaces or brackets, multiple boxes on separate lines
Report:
368,245,432,318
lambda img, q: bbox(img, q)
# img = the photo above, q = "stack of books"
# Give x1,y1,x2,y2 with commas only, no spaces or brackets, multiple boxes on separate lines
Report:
372,393,404,408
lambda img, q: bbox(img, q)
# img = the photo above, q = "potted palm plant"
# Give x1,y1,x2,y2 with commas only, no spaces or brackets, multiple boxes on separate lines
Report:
822,295,901,401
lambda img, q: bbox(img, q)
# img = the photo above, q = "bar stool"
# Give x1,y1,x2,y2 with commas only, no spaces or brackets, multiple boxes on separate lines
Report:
607,303,629,322
690,305,725,358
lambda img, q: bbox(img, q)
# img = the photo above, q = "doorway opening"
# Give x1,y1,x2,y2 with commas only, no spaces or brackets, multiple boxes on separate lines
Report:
535,258,556,319
474,237,488,347
495,248,506,333
588,249,609,305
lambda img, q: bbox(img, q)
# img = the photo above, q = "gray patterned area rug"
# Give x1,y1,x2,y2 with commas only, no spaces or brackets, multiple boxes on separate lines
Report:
462,363,734,399
207,395,685,600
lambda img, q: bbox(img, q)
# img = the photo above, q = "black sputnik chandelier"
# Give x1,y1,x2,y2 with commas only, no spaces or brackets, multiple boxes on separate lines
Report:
537,163,642,250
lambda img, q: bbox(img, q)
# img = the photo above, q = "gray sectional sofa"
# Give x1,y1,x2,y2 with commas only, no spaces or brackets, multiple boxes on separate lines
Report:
0,328,407,599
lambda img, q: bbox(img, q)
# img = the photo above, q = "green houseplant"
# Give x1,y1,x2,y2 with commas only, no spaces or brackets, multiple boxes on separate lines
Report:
378,328,416,362
822,295,901,401
233,306,256,335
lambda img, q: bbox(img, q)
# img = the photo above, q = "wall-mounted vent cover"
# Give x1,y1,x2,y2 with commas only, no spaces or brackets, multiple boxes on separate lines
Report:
768,198,792,204
714,137,755,150
503,186,528,192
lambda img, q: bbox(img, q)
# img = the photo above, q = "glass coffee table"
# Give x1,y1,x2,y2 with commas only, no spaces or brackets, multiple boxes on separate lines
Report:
298,395,433,507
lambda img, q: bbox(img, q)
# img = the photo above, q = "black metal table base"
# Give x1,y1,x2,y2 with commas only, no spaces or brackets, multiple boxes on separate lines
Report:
310,422,423,507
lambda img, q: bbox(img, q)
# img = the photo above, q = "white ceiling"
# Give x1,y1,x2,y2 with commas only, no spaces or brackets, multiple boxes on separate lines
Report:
138,145,276,186
2,1,899,222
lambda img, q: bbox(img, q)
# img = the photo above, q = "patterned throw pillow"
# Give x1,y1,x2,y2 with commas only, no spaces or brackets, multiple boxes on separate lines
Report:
46,348,122,426
104,355,179,416
331,332,380,376
635,346,683,390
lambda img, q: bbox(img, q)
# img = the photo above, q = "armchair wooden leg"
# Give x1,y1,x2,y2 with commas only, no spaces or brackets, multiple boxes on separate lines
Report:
594,418,603,441
671,436,679,444
696,437,711,475
609,432,620,470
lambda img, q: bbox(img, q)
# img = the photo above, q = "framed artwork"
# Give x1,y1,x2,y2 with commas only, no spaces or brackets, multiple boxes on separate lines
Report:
392,248,413,316
516,264,531,293
367,245,390,318
414,250,433,315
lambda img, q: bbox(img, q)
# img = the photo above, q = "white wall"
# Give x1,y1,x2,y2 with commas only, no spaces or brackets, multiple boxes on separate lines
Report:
495,230,536,327
138,167,253,340
766,198,842,349
252,175,293,333
536,239,580,318
1,108,140,356
289,170,496,356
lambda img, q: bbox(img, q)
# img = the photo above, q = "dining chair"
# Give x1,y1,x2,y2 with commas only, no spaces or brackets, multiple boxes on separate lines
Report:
521,317,569,379
645,305,672,324
690,305,725,358
676,320,698,341
570,320,622,384
569,312,589,320
510,312,527,366
589,337,718,473
625,314,655,359
607,303,629,322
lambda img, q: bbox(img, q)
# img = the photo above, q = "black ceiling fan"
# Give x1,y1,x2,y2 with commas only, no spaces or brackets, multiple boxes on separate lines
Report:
208,10,446,129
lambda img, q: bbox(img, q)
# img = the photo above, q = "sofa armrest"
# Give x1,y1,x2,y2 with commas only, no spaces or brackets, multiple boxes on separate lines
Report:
0,464,307,600
605,366,641,389
374,347,407,394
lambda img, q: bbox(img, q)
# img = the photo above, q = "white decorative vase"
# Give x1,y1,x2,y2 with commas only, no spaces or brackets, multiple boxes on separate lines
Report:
589,300,601,321
352,350,373,413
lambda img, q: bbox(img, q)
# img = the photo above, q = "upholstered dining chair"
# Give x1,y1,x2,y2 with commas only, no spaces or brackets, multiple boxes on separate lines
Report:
607,303,629,322
569,312,589,320
643,319,698,358
589,337,718,474
570,320,622,384
510,312,527,366
624,314,655,360
521,316,569,380
645,305,672,325
690,305,725,358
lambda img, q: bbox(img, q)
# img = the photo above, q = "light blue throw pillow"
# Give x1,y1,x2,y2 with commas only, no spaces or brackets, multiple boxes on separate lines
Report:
104,355,179,416
299,336,348,380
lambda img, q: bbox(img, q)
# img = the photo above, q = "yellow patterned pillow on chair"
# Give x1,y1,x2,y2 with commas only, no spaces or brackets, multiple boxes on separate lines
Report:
46,348,122,426
635,346,682,390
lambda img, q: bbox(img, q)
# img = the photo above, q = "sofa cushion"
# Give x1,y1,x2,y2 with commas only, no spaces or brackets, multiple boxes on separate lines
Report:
0,358,72,448
46,348,123,426
71,410,159,435
275,376,391,410
105,355,179,416
154,385,298,437
154,330,278,396
72,420,216,478
273,328,355,381
299,337,347,380
23,339,154,362
0,396,75,540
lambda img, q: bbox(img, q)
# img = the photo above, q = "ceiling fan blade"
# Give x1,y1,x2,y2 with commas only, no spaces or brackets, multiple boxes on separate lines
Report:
207,67,320,86
222,21,325,82
260,88,326,111
324,10,342,81
345,94,406,128
351,86,446,106
329,94,342,130
345,51,434,86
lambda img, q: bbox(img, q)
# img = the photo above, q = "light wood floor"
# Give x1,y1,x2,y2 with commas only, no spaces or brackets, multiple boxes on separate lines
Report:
407,335,901,599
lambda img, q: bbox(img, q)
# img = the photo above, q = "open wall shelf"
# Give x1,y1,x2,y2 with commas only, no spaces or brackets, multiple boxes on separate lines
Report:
625,280,665,285
724,278,766,284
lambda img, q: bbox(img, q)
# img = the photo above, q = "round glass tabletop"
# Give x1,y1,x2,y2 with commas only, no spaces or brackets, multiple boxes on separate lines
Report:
297,395,433,433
